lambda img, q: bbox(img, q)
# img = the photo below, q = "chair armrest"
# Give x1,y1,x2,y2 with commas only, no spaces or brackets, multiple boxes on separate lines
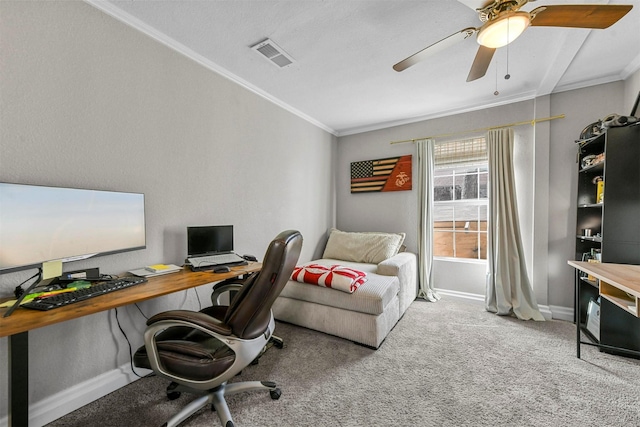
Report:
377,252,418,313
210,273,257,305
376,252,416,277
211,283,244,306
143,310,237,385
147,310,232,336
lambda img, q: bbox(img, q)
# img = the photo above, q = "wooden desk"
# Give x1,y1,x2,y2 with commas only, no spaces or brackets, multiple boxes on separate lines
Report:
567,261,640,359
0,263,261,427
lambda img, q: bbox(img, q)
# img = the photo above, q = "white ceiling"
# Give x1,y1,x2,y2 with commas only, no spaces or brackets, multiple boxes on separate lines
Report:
90,0,640,136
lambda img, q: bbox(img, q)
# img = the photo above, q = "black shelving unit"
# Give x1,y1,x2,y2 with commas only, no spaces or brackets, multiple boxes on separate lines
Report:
574,123,640,357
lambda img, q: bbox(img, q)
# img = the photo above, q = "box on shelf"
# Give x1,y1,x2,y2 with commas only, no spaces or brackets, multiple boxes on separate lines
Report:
586,297,601,341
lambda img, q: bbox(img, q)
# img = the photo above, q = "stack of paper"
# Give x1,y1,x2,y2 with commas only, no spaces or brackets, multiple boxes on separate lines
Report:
129,264,182,277
146,264,172,273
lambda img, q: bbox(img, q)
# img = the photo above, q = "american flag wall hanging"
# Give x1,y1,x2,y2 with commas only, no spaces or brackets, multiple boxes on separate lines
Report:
350,155,412,193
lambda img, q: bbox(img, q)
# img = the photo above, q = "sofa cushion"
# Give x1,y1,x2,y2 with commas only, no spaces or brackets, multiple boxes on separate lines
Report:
321,228,406,264
279,259,399,315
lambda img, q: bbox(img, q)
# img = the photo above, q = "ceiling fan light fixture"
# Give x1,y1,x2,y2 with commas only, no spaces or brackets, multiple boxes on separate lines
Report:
477,12,530,48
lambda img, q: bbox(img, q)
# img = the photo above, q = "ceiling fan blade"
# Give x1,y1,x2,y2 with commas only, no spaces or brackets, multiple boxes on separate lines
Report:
530,4,633,29
467,45,495,82
393,28,476,72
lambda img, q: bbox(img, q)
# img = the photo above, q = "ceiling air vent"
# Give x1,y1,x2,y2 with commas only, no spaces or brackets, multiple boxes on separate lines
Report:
251,38,295,68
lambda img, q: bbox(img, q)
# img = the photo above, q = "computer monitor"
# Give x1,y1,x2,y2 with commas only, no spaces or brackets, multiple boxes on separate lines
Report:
0,182,146,274
187,225,234,257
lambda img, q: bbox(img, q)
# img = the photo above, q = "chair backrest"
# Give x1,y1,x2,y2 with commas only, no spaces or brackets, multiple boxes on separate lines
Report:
224,230,302,339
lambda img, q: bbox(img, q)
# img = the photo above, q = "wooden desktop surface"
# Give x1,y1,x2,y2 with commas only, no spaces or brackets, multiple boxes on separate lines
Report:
567,261,640,295
0,262,261,337
568,260,640,318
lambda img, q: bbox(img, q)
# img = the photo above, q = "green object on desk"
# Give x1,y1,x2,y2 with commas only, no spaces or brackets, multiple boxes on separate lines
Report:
68,280,92,288
0,281,95,307
25,281,92,302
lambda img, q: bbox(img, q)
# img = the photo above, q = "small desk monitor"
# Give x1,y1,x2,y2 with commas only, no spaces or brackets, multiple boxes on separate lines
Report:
187,225,234,257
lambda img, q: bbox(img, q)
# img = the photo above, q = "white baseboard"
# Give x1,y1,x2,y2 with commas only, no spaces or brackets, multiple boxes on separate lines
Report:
0,364,147,427
435,288,570,321
434,288,485,304
537,304,553,321
549,305,574,322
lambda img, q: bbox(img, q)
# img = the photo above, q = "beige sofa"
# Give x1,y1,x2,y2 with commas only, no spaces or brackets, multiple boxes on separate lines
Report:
272,229,417,348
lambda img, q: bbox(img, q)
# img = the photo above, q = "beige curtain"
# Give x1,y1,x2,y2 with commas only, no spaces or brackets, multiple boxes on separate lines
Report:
416,139,440,302
486,128,544,321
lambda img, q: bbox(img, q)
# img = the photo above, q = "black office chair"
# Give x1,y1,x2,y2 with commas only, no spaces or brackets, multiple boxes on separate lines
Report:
210,276,285,353
134,230,302,427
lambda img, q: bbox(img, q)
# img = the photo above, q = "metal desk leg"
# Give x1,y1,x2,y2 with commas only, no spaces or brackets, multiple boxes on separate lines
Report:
9,332,29,427
575,270,581,359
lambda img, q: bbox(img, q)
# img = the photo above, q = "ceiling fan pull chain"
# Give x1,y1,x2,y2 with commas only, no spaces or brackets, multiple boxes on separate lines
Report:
494,56,499,96
505,19,511,80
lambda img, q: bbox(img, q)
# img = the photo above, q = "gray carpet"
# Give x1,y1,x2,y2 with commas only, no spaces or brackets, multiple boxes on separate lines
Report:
47,298,640,427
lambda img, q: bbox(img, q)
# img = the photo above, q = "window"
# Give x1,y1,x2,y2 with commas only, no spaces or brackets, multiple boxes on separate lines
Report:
433,137,488,260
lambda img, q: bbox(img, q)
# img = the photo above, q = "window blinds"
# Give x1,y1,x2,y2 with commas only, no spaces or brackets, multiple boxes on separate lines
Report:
435,137,487,166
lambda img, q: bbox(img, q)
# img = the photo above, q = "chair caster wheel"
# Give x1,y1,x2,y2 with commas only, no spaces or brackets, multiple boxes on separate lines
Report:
166,381,180,400
270,336,284,349
167,391,181,400
270,388,281,400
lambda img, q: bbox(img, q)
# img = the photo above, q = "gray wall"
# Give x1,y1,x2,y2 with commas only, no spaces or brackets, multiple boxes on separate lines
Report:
0,1,336,421
547,79,638,309
337,100,541,301
337,80,637,313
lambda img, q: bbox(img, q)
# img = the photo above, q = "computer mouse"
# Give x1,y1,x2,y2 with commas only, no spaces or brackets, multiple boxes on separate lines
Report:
242,254,258,262
213,266,231,273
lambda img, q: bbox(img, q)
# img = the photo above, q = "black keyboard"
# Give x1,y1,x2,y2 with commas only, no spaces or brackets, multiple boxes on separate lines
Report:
22,276,148,311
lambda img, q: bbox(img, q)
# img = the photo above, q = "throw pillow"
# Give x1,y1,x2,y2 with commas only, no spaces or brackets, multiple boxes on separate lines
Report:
322,228,406,264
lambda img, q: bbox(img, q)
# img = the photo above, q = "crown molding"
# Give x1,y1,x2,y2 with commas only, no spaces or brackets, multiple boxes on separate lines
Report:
552,74,625,95
337,91,539,137
84,0,337,136
84,1,637,139
621,51,640,80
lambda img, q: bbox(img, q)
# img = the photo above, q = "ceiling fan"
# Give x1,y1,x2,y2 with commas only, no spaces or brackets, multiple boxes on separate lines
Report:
393,0,633,82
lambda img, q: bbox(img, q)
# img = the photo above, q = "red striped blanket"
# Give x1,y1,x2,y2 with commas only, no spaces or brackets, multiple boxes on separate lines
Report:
290,264,367,293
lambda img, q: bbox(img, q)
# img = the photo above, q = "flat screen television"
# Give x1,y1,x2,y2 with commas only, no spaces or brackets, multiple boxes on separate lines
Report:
0,182,146,274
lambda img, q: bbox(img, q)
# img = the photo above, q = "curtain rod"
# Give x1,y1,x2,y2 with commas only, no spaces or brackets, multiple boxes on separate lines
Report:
390,114,565,145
